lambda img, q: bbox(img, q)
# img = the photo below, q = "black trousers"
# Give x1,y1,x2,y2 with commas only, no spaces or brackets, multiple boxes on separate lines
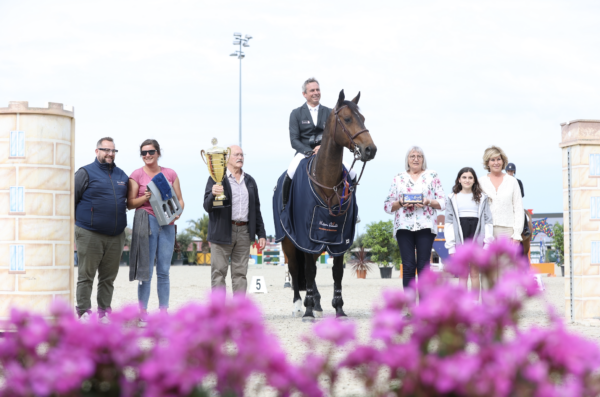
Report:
396,229,436,289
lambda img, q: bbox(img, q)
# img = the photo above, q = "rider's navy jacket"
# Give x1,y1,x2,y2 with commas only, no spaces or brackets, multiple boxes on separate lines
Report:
75,158,128,236
289,103,331,155
203,174,266,245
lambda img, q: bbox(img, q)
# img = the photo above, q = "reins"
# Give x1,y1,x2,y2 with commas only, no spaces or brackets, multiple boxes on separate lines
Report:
305,105,369,217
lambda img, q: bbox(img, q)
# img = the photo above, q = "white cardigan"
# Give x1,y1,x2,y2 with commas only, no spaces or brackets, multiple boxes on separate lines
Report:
480,174,524,241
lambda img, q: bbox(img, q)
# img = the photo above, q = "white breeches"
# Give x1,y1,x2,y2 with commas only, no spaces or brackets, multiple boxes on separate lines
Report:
287,153,357,180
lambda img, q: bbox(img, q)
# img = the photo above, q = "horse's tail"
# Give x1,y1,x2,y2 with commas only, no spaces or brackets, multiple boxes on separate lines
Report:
526,211,534,235
522,210,533,259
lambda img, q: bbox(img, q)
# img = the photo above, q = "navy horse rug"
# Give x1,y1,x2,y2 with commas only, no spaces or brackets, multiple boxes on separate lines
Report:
273,157,358,256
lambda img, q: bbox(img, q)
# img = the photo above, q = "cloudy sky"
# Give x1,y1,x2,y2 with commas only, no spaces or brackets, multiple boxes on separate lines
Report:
1,1,598,236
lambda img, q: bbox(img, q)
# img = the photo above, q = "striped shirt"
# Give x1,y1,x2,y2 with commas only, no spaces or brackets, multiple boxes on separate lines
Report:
227,169,249,222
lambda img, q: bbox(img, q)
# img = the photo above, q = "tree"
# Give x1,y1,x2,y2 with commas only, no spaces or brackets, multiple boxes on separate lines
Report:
188,215,210,253
345,232,366,264
362,220,401,267
175,230,194,260
351,232,365,250
552,222,564,265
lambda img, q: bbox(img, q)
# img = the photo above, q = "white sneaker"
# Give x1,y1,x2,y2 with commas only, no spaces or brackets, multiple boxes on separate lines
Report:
99,314,110,324
137,318,147,328
79,312,91,323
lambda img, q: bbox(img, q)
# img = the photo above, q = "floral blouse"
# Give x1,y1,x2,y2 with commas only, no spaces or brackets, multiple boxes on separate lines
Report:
383,170,446,235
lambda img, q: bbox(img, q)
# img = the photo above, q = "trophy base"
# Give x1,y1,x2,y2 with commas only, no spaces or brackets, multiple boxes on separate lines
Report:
213,193,227,207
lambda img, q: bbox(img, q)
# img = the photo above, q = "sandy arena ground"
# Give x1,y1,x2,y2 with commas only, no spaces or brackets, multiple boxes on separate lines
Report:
81,265,600,395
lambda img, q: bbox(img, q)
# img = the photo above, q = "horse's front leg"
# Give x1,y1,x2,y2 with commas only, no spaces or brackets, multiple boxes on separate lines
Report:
332,255,347,318
303,253,318,322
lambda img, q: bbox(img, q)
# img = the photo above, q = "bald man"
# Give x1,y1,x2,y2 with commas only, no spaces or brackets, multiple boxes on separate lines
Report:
203,145,266,295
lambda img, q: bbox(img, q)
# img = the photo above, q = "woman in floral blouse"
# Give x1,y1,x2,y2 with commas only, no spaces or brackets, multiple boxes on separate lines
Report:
384,146,446,292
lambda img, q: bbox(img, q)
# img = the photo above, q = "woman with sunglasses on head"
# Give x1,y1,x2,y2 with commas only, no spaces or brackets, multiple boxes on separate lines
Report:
445,167,493,301
128,139,184,324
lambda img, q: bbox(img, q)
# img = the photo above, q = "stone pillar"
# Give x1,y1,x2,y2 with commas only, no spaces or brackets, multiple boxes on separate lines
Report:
0,101,75,325
560,120,600,323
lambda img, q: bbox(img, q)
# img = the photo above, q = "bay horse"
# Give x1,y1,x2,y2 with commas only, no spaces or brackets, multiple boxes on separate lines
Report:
282,90,377,321
522,210,534,258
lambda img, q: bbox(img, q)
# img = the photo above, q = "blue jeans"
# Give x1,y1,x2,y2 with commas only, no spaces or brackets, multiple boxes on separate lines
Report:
138,215,175,310
396,228,436,289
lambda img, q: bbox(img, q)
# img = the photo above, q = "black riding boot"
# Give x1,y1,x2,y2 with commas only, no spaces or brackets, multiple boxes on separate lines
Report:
282,174,292,209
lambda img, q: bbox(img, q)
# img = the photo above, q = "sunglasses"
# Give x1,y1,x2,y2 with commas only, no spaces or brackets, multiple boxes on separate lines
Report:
141,150,157,156
98,148,118,154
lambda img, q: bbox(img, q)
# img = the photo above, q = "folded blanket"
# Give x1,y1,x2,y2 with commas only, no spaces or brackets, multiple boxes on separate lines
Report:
152,172,173,200
129,209,151,282
273,156,357,256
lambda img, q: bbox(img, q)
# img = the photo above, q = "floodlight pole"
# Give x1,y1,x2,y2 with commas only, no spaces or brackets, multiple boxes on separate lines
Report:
238,50,242,148
230,33,252,148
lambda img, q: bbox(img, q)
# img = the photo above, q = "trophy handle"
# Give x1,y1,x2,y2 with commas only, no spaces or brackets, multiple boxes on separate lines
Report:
226,147,231,161
200,150,208,165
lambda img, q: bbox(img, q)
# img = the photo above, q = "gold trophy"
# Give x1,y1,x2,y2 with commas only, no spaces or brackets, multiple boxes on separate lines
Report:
201,138,231,206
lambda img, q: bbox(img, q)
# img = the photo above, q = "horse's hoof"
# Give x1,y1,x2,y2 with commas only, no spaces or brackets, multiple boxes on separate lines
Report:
314,310,323,318
302,316,316,323
292,310,303,318
336,311,348,319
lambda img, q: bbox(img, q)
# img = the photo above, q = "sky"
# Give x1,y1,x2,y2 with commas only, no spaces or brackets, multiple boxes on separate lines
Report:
1,0,599,237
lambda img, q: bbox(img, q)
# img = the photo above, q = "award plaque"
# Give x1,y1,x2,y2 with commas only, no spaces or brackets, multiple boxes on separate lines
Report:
201,138,231,206
403,193,423,205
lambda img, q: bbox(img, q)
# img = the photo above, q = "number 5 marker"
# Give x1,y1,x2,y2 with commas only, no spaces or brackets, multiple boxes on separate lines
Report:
249,276,268,294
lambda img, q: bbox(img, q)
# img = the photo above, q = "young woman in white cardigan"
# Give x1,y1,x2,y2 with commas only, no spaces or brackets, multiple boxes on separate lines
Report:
445,167,493,300
479,146,524,242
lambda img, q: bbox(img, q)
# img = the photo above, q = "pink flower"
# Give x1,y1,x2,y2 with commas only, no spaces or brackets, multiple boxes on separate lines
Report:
313,317,356,346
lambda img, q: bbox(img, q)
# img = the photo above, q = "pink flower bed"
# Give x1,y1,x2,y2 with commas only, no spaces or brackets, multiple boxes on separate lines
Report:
1,239,599,396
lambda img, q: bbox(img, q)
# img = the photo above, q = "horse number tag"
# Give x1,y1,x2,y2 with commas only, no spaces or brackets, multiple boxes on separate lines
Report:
249,276,268,294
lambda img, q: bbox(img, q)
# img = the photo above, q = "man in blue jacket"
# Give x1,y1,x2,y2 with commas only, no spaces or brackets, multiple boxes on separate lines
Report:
74,137,128,321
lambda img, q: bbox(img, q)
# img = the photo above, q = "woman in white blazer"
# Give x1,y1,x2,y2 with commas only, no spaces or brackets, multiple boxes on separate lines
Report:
479,146,524,243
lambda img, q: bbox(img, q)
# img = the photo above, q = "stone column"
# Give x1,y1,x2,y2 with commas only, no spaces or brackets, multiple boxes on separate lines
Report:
560,120,600,323
0,101,75,325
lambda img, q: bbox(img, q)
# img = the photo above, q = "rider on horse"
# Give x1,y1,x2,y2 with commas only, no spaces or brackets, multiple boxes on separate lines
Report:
282,77,356,209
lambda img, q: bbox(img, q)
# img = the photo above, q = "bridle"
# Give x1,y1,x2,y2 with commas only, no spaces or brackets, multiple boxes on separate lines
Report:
306,104,370,217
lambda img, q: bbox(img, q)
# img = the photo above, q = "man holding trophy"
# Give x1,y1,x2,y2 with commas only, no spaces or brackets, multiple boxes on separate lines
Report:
203,141,266,295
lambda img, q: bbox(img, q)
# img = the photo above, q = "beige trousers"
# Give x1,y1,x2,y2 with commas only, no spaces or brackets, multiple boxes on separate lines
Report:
210,224,251,295
493,226,514,239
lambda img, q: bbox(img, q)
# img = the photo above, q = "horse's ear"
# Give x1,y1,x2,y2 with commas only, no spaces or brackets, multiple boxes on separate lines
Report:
351,92,360,105
336,90,345,108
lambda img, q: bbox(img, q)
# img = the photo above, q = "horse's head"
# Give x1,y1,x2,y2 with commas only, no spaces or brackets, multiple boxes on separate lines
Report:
331,90,377,162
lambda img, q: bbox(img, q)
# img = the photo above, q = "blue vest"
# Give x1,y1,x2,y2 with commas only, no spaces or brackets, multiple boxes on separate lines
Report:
75,159,128,236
